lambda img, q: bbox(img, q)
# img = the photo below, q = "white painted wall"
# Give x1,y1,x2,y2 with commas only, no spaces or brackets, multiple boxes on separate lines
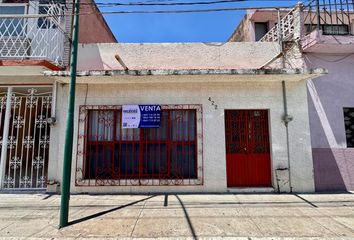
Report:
48,76,315,193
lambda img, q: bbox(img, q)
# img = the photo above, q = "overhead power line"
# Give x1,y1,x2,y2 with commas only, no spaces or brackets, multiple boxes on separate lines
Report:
72,5,296,15
0,5,307,19
95,0,302,7
62,0,308,7
0,5,300,18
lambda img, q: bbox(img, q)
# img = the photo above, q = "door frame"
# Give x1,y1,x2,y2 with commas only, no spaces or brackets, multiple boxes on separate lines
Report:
224,108,274,188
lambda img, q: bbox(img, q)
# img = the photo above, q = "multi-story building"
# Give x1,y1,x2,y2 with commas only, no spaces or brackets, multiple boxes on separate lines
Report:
0,0,116,190
228,0,354,192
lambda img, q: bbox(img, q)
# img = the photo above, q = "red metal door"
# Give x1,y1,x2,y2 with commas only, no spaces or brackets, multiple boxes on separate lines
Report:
225,110,271,187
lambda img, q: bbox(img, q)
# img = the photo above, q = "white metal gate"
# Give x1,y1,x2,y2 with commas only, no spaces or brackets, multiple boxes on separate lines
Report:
0,87,52,189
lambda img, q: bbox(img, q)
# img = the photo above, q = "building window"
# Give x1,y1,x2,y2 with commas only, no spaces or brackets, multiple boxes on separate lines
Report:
255,22,269,41
305,24,350,35
344,108,354,148
0,6,25,36
76,105,203,186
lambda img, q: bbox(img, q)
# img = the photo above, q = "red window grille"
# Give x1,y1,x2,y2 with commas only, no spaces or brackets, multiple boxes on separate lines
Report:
75,105,203,186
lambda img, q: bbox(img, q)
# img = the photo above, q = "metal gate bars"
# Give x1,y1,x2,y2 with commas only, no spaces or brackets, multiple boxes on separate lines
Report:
0,87,52,189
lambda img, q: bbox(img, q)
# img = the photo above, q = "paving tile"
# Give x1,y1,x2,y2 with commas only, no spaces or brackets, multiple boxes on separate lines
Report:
235,194,300,203
243,207,302,217
132,218,192,238
0,220,14,231
320,207,354,217
252,216,337,237
332,216,354,232
140,207,185,218
177,194,239,203
310,216,354,237
297,194,354,208
185,205,247,218
36,218,136,238
70,206,142,220
193,217,264,237
0,219,49,238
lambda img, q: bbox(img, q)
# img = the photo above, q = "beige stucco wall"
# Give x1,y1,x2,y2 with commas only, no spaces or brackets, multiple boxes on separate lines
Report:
76,42,282,71
48,76,315,193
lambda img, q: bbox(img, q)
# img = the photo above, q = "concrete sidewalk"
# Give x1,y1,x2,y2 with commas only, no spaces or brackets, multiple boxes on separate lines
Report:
0,193,354,239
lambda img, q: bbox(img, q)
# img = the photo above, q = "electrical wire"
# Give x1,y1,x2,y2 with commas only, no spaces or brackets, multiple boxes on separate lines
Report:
61,0,309,6
56,5,297,16
79,0,305,7
59,0,312,8
0,5,299,17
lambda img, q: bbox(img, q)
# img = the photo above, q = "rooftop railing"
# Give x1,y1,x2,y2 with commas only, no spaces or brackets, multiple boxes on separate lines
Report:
304,0,354,36
260,0,354,43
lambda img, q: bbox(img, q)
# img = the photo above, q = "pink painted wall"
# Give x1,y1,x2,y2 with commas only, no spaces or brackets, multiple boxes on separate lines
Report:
305,53,354,191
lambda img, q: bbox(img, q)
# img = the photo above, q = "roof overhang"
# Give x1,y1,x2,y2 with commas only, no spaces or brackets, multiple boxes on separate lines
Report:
248,9,292,22
0,60,63,85
0,76,55,86
44,68,327,84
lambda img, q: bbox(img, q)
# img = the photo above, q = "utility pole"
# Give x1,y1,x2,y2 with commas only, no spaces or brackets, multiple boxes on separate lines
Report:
59,0,80,229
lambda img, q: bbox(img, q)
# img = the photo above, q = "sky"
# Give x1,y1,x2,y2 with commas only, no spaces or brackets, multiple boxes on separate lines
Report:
98,0,304,42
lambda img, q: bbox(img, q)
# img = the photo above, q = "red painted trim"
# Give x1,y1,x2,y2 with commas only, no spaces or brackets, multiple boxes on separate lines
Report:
0,60,65,71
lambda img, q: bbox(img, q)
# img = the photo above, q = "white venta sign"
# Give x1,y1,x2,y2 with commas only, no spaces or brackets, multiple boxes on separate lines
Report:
122,105,161,129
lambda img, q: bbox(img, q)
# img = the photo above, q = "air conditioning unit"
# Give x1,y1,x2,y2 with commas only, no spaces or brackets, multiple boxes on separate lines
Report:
0,37,31,58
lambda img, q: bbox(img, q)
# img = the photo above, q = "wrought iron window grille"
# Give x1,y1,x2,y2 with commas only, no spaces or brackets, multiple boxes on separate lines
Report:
75,105,204,187
344,107,354,148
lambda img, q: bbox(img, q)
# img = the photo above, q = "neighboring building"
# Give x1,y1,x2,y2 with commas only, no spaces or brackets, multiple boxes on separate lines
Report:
228,0,354,191
0,0,116,190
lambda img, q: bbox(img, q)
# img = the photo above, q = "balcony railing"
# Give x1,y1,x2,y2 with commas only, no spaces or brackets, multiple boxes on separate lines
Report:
259,7,299,42
260,1,354,43
0,12,66,67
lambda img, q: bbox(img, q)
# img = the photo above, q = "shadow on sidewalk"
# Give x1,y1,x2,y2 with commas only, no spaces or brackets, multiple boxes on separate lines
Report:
294,194,318,208
67,195,156,227
175,195,197,240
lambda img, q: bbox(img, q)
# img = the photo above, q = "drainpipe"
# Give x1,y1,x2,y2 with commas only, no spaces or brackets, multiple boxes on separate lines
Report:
0,87,12,189
59,0,80,229
282,81,293,193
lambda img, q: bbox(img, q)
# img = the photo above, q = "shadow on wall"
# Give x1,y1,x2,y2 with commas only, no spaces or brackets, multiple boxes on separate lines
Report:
312,148,349,192
307,80,354,192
